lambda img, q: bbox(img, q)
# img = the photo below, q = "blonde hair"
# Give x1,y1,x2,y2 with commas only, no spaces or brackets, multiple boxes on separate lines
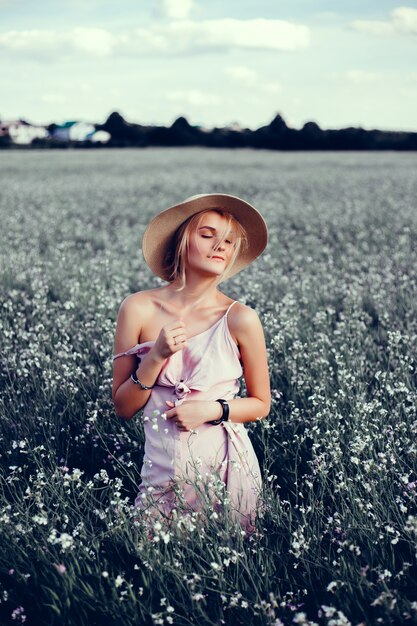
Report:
165,209,248,290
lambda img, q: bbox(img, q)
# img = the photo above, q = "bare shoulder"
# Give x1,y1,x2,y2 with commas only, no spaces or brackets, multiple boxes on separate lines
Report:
114,288,161,353
118,288,160,317
227,301,263,342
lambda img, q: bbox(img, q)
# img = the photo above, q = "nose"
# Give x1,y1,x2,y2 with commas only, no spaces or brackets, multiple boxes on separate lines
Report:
214,239,226,251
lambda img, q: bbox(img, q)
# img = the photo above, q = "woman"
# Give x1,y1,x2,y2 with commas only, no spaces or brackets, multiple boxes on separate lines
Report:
112,193,270,532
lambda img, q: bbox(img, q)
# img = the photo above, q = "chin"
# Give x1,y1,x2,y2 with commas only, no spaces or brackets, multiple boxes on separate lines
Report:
188,258,228,278
194,267,224,280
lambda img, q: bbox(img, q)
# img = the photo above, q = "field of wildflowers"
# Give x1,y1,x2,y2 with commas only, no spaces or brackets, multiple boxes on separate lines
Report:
0,148,416,626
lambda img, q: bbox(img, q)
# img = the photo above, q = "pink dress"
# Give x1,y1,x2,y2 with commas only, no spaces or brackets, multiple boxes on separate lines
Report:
113,301,262,530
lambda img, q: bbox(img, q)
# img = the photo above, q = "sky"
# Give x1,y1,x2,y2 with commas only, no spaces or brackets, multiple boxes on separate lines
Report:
1,0,416,131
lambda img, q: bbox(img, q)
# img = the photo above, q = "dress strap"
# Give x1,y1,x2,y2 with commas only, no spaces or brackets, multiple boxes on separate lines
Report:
113,341,154,361
225,301,238,317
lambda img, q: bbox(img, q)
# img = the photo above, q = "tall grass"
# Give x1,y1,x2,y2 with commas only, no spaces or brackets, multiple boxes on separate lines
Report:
0,149,416,625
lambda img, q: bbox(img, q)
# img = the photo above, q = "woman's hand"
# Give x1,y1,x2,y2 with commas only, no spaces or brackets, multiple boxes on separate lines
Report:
165,400,222,432
150,320,188,361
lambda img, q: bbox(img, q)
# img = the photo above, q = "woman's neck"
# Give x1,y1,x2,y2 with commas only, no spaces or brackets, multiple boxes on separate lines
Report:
166,275,220,309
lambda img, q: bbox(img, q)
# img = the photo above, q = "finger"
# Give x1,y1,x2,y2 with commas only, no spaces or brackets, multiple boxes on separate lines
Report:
165,400,175,407
166,320,186,332
165,409,177,419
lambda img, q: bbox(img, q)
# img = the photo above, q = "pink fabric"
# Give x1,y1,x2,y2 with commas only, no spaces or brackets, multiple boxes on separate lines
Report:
113,301,262,530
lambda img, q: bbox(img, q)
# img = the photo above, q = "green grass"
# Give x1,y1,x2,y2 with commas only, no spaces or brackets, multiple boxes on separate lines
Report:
0,148,416,625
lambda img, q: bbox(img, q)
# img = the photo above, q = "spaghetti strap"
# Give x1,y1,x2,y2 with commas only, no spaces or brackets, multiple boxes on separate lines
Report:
225,300,238,317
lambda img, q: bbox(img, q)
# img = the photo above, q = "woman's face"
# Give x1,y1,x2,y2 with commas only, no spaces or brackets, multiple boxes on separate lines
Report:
186,211,236,278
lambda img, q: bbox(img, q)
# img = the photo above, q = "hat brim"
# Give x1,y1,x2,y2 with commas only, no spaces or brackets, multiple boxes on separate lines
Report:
142,193,268,282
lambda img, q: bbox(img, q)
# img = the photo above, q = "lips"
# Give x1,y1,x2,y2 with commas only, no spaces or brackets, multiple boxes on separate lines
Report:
211,255,225,261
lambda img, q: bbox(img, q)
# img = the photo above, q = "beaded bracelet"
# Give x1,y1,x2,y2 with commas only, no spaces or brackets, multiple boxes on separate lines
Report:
131,370,155,390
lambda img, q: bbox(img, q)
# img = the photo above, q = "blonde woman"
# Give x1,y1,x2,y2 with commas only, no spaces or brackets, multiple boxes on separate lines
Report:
112,194,270,532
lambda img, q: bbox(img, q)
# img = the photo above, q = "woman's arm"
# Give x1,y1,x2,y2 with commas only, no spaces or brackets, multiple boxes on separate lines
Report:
112,294,161,420
227,303,271,423
112,293,187,420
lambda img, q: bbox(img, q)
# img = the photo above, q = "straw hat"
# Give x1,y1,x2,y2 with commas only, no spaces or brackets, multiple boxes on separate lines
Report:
142,193,268,281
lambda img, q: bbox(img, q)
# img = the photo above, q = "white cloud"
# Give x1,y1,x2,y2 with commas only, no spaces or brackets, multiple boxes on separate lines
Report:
346,70,382,84
392,6,417,34
167,90,222,106
70,27,115,57
158,0,194,20
350,20,394,36
79,82,93,93
129,19,309,55
262,83,282,94
41,93,67,104
223,66,282,95
192,18,310,51
224,66,258,85
0,19,310,61
0,27,116,59
0,29,63,55
350,6,417,37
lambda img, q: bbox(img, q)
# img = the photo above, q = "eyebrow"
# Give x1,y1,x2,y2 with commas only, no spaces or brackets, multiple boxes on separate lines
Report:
198,225,235,235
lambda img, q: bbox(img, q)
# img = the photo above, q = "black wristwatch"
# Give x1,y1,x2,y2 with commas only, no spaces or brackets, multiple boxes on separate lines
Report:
209,399,230,425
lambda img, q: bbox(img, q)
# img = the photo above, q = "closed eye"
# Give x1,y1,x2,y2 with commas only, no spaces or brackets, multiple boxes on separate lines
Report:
200,232,234,245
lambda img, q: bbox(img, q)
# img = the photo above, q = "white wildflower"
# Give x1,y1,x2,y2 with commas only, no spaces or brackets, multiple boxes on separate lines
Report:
115,575,124,588
210,562,221,571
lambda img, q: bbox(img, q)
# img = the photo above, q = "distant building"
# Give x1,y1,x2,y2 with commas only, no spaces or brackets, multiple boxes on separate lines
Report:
0,119,48,144
69,122,96,141
89,130,111,143
50,121,78,141
50,121,110,143
225,122,245,132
